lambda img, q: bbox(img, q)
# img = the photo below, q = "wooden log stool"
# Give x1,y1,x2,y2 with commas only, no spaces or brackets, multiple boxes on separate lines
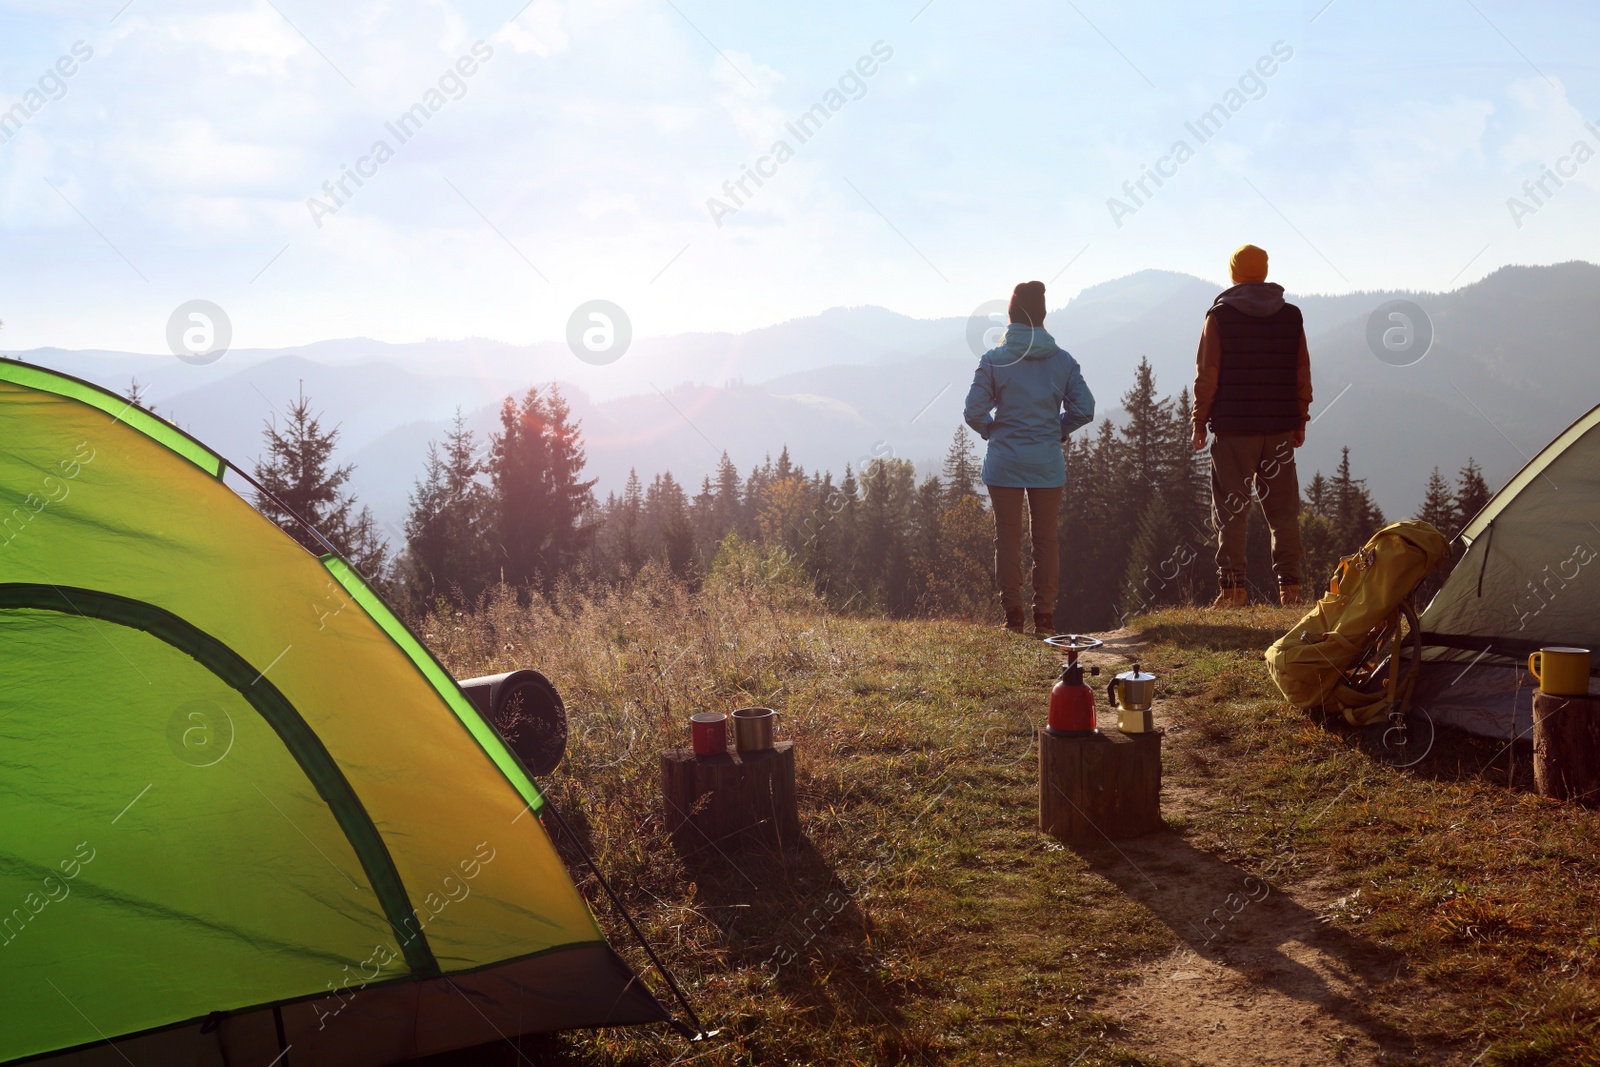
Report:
661,742,799,853
1533,692,1600,806
1038,727,1163,843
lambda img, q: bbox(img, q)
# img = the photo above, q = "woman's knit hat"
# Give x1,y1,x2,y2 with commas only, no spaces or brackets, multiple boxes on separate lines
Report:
1008,281,1047,327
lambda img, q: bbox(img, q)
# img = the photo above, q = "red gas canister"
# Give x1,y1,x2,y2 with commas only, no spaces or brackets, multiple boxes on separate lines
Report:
1048,660,1100,733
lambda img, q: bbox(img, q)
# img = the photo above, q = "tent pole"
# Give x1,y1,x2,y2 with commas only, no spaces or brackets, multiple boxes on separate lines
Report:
273,1004,289,1063
225,461,347,561
1475,521,1494,598
235,455,710,1039
540,796,710,1040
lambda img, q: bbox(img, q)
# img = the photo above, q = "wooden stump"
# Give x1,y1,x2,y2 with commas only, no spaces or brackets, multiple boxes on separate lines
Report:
1533,692,1600,806
661,742,799,852
1038,727,1162,842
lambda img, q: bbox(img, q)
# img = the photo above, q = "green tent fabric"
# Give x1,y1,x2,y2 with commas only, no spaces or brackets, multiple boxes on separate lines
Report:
1416,402,1600,739
0,360,669,1064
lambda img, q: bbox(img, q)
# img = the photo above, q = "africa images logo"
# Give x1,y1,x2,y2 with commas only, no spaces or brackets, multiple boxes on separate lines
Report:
1365,299,1434,367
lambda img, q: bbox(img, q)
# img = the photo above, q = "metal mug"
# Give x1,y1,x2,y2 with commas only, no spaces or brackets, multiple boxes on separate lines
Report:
690,711,728,757
1529,647,1592,697
731,707,780,753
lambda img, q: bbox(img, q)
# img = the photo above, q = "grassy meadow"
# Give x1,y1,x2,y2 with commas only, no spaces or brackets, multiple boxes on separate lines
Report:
421,566,1600,1066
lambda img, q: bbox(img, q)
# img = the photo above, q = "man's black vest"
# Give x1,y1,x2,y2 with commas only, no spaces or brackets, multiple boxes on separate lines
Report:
1209,302,1303,435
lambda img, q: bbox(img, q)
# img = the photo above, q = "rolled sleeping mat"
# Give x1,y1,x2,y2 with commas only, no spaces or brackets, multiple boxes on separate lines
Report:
458,669,569,776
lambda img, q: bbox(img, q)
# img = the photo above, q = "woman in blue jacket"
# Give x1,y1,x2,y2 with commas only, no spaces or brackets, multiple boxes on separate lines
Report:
963,281,1095,635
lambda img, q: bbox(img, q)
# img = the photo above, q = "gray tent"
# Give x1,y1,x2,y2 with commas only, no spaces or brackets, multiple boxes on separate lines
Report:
1415,403,1600,739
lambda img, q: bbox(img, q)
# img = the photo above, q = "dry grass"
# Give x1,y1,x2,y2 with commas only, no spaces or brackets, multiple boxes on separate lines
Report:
425,565,1170,1066
420,579,1600,1066
1139,604,1600,1067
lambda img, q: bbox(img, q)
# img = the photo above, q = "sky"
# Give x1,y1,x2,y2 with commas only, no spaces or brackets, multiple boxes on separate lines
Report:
1,0,1597,354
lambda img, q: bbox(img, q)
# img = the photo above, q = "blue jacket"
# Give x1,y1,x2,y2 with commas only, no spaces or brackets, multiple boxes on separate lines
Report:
963,324,1095,488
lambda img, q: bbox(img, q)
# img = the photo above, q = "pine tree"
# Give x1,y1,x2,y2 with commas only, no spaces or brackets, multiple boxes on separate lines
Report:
690,475,716,561
1299,472,1339,593
941,427,983,506
804,472,842,597
755,472,810,561
254,385,389,581
1120,386,1211,618
1454,458,1490,531
400,411,492,608
711,452,742,544
648,471,696,579
127,377,151,412
743,454,775,536
1299,451,1385,593
1119,357,1172,492
616,469,644,574
857,458,917,613
921,493,993,619
909,474,944,612
489,386,596,591
1116,361,1187,618
826,465,863,609
1328,447,1386,550
1058,420,1126,630
1304,472,1332,517
1056,436,1093,626
1416,466,1457,537
1168,390,1212,602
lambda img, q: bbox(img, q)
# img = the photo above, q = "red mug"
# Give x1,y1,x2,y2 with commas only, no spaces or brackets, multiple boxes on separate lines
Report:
690,712,727,756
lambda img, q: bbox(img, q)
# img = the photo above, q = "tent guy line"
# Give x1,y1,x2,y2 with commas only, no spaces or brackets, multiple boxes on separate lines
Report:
0,357,680,1061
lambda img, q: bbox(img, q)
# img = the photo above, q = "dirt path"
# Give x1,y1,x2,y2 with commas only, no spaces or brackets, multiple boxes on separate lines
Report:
1072,632,1459,1066
1092,784,1453,1066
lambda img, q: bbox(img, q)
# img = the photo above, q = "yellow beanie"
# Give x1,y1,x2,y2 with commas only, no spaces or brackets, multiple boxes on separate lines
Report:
1230,244,1269,284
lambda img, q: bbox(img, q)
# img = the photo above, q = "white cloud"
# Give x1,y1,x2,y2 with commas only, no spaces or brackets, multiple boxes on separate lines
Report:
647,103,699,135
113,119,300,191
163,3,306,78
1347,97,1495,189
578,189,638,219
711,50,784,143
496,0,568,58
1499,76,1600,191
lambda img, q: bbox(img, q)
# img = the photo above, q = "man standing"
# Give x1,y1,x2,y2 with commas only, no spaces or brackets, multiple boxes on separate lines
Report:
1191,244,1312,607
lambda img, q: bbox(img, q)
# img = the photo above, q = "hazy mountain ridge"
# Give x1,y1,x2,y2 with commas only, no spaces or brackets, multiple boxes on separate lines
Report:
13,262,1600,542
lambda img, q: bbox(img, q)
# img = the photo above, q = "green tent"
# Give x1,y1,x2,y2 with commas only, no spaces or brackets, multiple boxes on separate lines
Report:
0,360,669,1064
1416,402,1600,739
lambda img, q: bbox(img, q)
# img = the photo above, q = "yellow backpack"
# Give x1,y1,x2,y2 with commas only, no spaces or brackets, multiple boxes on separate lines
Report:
1265,521,1451,726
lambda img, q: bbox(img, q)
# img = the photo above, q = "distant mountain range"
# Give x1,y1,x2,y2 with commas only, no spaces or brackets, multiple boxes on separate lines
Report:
15,261,1600,545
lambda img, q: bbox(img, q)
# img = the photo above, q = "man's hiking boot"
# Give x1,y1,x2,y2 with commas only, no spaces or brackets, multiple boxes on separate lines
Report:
1033,612,1054,637
1279,583,1301,606
1211,584,1247,609
1003,607,1027,633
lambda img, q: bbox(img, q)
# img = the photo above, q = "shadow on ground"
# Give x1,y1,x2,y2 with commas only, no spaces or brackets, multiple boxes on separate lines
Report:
677,835,917,1035
1073,829,1427,1059
1138,618,1297,653
412,814,920,1065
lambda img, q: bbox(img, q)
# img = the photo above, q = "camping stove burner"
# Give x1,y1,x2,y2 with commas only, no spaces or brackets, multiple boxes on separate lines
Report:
1043,633,1104,657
